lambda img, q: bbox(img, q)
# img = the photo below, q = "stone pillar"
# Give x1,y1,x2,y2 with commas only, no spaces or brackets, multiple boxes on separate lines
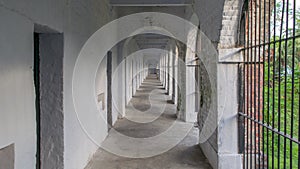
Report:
166,52,170,95
212,0,244,168
173,46,178,105
185,28,197,122
176,44,186,121
164,54,167,90
169,48,173,97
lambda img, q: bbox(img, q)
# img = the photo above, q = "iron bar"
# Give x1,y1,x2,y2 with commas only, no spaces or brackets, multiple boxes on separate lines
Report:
283,0,289,168
241,34,300,50
239,112,300,144
240,0,299,168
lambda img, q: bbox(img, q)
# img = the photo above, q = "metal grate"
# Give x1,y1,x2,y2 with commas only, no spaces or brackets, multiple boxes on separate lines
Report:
239,0,300,168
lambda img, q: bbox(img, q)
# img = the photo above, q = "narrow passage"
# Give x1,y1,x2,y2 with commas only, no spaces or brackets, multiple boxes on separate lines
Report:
85,75,212,169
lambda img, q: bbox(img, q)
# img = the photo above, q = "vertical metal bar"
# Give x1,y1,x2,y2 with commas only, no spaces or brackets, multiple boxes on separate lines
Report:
246,2,251,168
291,2,299,169
277,1,286,168
272,0,276,168
298,61,300,169
267,0,272,167
239,63,245,155
254,0,258,167
250,0,254,167
243,5,248,168
290,1,296,168
257,0,262,167
296,2,300,168
243,65,246,169
283,1,289,168
262,0,266,167
243,58,246,169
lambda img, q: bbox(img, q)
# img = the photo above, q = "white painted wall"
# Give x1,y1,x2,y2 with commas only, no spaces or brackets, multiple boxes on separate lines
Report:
0,0,116,169
0,8,37,169
59,1,117,168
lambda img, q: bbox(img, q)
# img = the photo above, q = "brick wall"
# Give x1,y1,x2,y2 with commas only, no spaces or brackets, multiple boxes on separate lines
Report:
219,0,242,49
243,0,274,168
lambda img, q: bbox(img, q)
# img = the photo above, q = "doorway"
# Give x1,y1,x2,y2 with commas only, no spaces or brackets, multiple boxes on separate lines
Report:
33,27,64,169
106,51,113,131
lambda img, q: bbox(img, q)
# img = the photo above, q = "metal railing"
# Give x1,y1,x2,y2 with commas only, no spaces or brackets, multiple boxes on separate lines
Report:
239,0,300,168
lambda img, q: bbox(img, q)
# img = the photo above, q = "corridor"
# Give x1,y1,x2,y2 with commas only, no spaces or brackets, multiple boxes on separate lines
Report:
3,0,292,168
85,75,212,169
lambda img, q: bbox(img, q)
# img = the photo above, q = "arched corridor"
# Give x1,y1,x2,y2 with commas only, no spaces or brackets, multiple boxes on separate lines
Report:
0,0,299,169
85,74,212,169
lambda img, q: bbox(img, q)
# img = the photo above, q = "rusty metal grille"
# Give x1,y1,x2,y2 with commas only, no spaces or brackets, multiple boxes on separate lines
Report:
239,0,300,168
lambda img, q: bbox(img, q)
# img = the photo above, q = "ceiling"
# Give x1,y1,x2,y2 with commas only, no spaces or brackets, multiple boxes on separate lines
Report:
133,34,171,49
110,0,192,6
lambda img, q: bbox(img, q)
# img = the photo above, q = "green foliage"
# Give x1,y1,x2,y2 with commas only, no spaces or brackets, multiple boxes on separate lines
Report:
262,1,300,168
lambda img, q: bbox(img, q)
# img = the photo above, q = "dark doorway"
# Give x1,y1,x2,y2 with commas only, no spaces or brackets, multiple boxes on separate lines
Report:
107,51,113,131
33,33,41,169
33,27,64,169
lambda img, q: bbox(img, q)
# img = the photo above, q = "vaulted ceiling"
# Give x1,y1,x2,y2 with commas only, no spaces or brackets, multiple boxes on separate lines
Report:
110,0,192,6
133,34,171,49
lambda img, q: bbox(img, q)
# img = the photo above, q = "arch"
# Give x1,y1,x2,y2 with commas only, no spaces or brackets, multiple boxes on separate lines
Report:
72,13,219,156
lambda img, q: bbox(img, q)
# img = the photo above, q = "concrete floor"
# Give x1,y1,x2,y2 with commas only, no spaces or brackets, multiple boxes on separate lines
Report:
85,75,212,169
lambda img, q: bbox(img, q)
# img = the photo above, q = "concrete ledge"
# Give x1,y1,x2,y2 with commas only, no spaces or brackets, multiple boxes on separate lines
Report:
218,153,243,169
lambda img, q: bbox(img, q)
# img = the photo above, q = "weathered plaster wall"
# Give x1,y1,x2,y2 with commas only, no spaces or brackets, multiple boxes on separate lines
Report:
63,1,116,168
0,0,116,169
39,34,64,169
0,2,61,168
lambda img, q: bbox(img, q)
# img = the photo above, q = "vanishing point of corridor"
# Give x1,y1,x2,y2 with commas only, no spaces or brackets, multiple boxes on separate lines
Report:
85,75,212,169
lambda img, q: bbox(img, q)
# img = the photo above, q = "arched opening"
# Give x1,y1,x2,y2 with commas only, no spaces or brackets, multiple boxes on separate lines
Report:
84,10,220,165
